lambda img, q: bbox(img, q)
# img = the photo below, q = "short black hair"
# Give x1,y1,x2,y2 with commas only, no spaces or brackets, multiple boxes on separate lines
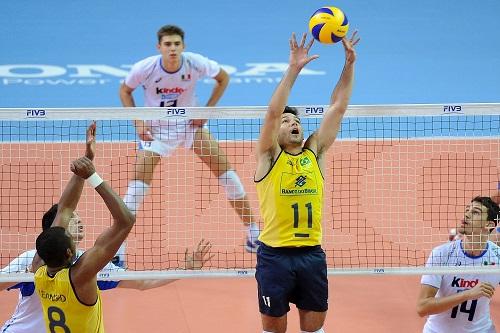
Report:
36,226,73,268
471,196,500,226
42,204,58,231
283,106,298,116
157,25,185,43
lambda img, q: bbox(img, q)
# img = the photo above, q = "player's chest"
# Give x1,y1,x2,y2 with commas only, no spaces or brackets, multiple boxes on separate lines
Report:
442,274,500,293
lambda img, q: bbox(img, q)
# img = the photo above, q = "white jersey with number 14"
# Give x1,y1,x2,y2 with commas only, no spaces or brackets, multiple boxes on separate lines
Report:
421,240,500,333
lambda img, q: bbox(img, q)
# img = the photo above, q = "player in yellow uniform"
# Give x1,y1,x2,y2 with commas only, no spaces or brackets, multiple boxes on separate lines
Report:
32,122,136,333
254,32,359,333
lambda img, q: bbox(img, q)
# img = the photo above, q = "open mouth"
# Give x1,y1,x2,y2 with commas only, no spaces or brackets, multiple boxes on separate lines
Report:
291,129,299,135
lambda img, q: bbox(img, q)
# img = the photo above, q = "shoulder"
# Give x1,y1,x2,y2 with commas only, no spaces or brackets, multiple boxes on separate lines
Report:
487,241,500,258
303,132,319,156
19,249,37,262
2,250,37,273
303,148,318,160
429,241,457,259
183,51,210,62
184,52,220,69
99,261,125,274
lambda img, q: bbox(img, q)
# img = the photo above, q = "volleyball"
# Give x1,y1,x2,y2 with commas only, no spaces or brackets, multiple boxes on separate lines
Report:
309,6,349,44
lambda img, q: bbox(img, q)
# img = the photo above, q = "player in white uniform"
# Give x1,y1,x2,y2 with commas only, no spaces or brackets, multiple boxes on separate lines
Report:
417,196,500,333
118,25,260,264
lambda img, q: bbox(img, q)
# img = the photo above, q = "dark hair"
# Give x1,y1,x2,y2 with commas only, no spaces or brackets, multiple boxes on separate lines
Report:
283,106,298,116
157,25,185,43
36,226,73,267
42,204,58,231
471,196,500,226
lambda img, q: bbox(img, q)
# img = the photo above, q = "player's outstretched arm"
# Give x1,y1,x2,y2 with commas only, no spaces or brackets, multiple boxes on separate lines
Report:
117,239,214,290
70,157,135,283
256,33,319,162
308,31,359,158
51,122,96,230
417,282,495,317
31,122,96,273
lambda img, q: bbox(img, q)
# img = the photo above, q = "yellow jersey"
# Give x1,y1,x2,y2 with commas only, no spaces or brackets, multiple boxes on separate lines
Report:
256,148,324,247
35,265,104,333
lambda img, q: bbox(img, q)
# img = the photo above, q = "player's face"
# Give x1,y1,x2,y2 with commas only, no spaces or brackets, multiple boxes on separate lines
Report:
278,113,304,147
458,201,491,235
64,229,77,264
157,34,185,63
67,212,84,243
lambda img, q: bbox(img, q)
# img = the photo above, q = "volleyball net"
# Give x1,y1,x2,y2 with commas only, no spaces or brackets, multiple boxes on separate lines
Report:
1,103,500,281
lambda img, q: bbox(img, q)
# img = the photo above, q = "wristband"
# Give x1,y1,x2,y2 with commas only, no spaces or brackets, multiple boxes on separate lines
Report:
87,173,104,188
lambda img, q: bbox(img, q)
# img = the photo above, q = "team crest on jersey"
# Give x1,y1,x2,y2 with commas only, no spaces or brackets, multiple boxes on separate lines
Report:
299,156,311,167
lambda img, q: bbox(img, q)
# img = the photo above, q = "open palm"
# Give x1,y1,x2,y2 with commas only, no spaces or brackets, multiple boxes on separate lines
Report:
289,33,319,70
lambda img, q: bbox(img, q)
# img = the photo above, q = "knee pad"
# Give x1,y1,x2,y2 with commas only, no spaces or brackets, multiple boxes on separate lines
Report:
218,170,246,200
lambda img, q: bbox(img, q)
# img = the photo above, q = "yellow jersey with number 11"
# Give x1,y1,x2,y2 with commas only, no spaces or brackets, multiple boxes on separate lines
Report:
35,265,104,333
256,149,324,247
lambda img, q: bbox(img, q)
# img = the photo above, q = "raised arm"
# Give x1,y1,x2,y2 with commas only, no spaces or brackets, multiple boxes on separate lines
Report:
305,32,359,160
31,123,96,272
255,33,318,169
70,158,135,284
51,122,96,229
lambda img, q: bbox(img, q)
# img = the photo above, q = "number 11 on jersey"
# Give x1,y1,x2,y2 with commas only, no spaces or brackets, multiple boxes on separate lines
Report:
291,202,313,238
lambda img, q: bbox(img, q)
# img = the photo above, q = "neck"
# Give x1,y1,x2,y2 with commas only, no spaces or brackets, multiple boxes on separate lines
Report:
461,234,489,257
282,143,303,155
162,57,181,72
46,264,68,276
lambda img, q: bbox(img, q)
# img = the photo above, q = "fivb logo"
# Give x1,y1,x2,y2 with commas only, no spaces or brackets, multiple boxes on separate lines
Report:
443,105,463,114
164,108,186,118
451,277,479,288
304,106,324,115
26,109,46,118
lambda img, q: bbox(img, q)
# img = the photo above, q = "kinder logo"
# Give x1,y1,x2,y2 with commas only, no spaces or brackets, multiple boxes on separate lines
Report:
26,109,46,118
451,277,479,288
443,105,463,114
164,108,186,117
305,107,324,115
156,87,185,94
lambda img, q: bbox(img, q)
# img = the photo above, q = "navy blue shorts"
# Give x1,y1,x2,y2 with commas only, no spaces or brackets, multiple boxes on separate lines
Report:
255,243,328,317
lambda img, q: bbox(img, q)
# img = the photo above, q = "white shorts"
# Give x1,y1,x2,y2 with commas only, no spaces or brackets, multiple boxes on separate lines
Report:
138,120,202,156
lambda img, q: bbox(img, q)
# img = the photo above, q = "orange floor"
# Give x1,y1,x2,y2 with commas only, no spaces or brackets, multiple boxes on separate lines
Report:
1,276,499,332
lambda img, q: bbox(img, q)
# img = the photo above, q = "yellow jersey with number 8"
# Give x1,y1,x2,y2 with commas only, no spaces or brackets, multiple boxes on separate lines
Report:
35,265,104,333
256,149,324,247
